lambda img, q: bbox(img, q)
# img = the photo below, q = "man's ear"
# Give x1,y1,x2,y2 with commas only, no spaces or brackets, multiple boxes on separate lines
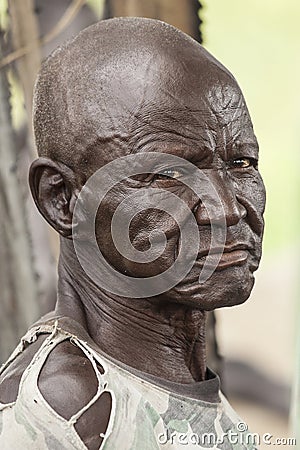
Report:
29,158,80,238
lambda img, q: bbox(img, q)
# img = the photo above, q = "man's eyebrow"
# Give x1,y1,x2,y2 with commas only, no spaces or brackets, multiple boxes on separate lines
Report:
158,144,212,157
134,135,215,156
226,140,259,156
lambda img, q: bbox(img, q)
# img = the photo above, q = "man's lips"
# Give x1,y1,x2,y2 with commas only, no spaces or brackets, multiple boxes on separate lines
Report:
196,245,251,270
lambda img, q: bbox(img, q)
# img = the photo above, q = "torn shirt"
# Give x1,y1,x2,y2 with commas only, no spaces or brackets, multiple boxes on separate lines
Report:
0,317,257,449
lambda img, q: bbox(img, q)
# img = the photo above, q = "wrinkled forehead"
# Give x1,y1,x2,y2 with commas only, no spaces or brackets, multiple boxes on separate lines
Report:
69,48,249,146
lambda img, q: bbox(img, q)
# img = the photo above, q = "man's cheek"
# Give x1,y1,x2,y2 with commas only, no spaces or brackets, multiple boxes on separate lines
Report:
129,210,179,251
124,212,180,278
235,178,265,225
247,176,266,211
124,239,179,278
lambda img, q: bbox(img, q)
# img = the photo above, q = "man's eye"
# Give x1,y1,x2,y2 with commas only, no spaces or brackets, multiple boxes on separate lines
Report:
230,157,258,169
154,168,184,180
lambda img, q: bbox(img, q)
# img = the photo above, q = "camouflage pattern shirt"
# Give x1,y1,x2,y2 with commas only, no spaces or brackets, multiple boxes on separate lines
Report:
0,317,257,449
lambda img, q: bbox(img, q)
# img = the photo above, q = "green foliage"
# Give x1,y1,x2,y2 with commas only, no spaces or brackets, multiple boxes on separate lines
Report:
0,0,8,30
87,0,104,18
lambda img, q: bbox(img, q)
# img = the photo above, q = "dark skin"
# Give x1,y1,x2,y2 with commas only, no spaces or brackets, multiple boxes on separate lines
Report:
0,18,265,449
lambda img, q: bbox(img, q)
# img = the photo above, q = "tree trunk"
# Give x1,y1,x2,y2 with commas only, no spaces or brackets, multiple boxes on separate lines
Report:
104,0,202,42
0,34,39,362
9,0,41,129
0,1,57,363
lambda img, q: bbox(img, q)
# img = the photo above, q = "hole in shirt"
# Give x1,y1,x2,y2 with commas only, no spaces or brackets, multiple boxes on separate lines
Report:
38,339,111,450
0,333,49,404
75,391,112,450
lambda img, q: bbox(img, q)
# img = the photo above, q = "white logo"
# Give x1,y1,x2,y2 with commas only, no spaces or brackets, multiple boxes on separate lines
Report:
72,153,226,298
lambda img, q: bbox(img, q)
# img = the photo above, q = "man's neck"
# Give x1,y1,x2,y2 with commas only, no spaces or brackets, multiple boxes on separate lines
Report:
56,241,207,383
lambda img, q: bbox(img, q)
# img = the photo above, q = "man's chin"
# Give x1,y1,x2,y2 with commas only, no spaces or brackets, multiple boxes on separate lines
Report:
165,263,256,310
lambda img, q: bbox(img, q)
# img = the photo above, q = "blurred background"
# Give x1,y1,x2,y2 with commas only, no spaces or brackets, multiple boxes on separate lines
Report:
0,0,299,447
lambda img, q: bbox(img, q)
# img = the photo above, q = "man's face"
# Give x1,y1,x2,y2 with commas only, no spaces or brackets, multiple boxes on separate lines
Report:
79,52,265,310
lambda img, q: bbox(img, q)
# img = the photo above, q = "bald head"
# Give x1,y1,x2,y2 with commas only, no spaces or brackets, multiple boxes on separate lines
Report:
33,17,242,177
30,17,265,310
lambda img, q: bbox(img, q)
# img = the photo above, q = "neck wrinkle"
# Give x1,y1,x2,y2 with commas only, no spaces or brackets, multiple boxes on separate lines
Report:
56,239,207,383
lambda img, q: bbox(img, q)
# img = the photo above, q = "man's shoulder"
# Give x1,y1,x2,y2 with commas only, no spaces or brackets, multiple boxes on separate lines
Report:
39,339,112,449
0,333,48,403
38,339,99,416
0,335,112,450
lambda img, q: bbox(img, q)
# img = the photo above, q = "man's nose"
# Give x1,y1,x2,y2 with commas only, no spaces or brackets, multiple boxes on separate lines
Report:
193,170,246,227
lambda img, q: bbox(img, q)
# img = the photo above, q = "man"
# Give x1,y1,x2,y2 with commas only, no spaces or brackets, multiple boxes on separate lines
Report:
0,18,265,449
